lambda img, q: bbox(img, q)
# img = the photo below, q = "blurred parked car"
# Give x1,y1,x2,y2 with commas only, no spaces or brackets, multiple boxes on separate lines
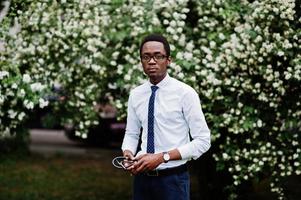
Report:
64,103,126,146
27,84,66,130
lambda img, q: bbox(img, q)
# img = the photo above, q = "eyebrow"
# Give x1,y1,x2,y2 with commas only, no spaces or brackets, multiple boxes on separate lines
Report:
142,51,164,55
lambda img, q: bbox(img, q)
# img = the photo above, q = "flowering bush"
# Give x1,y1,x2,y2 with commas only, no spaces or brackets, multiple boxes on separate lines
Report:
6,0,194,134
3,0,300,199
0,2,48,143
191,0,301,198
0,61,48,136
5,0,118,138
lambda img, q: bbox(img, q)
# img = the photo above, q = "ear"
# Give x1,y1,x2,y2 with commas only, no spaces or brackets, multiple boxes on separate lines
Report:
166,56,171,66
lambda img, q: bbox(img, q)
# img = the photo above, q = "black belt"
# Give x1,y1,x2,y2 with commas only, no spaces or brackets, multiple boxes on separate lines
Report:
141,164,188,177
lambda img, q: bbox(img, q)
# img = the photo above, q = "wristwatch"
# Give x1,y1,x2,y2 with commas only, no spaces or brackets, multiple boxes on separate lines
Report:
163,152,170,163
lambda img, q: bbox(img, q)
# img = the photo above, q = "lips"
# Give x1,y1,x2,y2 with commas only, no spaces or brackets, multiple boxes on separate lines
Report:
148,67,157,72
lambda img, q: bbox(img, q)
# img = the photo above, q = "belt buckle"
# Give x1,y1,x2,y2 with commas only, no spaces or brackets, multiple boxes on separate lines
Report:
146,170,159,176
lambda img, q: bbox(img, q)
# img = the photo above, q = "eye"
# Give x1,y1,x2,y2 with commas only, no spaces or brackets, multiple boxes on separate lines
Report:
155,54,165,60
142,55,150,60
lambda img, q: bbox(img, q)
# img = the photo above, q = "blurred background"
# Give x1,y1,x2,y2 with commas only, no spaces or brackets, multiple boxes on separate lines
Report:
0,0,300,199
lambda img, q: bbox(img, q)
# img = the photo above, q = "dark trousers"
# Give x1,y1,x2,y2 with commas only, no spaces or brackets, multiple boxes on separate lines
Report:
133,171,190,200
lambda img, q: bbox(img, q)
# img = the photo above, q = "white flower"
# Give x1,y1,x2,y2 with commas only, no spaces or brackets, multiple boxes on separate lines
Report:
183,52,192,60
22,74,31,83
0,96,4,104
112,52,119,59
91,64,100,72
87,45,97,53
8,110,17,119
0,1,10,22
178,72,184,79
257,119,263,127
0,71,9,79
186,42,194,51
222,153,229,160
178,35,186,46
176,52,183,59
277,51,284,56
166,26,175,34
39,98,49,108
272,82,279,88
18,112,26,121
285,73,292,80
110,61,117,66
24,100,34,109
169,20,176,27
19,89,26,97
124,74,131,81
38,58,44,64
209,41,216,48
108,83,117,89
75,131,81,136
30,82,45,92
235,165,241,171
218,33,225,40
11,83,18,89
75,92,85,99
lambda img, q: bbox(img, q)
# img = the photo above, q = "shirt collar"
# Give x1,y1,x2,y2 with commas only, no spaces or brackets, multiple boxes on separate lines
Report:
148,73,170,89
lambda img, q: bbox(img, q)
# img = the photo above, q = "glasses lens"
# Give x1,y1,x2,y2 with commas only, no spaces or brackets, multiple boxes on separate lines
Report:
154,54,165,60
142,55,150,62
141,54,166,62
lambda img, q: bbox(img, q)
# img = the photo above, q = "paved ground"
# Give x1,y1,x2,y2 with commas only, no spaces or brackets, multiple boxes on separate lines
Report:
29,129,122,158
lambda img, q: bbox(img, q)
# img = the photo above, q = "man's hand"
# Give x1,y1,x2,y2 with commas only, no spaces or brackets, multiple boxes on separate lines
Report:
130,153,163,175
122,150,136,169
123,150,135,160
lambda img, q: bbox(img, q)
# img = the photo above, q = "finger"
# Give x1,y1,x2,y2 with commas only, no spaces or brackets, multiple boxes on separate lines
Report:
130,167,138,175
129,154,136,160
134,155,142,161
135,153,149,160
124,154,134,160
133,160,145,170
123,162,132,168
136,162,147,173
127,160,138,170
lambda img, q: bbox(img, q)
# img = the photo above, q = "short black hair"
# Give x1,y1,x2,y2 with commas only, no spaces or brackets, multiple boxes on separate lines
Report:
139,34,170,57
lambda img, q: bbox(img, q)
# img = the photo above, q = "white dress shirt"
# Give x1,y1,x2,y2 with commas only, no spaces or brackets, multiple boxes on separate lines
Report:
122,73,211,169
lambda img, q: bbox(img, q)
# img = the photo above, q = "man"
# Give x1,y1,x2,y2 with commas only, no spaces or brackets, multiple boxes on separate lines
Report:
121,34,211,200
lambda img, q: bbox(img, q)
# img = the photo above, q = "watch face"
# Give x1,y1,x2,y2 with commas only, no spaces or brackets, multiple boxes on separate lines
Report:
163,153,170,162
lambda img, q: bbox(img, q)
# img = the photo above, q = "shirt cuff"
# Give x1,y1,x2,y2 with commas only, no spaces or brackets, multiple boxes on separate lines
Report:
177,139,211,160
121,138,138,155
177,144,193,160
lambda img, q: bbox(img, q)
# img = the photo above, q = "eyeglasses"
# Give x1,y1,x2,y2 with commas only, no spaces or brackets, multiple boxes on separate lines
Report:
112,156,135,170
141,54,167,62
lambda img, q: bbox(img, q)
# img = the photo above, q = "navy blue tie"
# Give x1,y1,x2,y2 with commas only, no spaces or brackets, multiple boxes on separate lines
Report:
147,86,159,153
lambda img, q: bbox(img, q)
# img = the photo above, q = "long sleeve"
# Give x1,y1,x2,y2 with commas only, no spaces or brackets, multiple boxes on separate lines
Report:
177,88,211,160
121,92,141,155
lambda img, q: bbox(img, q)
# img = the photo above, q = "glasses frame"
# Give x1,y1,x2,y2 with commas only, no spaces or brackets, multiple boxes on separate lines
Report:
141,53,168,63
112,156,135,170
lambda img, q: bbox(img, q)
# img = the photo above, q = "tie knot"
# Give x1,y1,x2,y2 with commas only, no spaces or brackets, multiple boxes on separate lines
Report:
151,86,159,93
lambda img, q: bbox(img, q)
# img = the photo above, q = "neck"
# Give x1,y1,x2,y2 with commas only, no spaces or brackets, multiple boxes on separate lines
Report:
150,73,167,85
